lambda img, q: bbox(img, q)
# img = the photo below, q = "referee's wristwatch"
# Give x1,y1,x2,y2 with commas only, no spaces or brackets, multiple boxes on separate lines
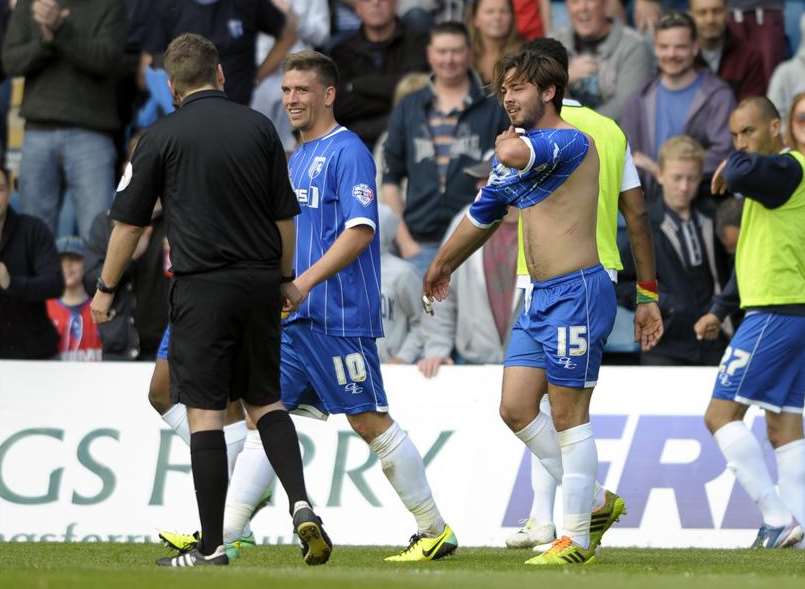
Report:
96,277,118,294
280,272,296,284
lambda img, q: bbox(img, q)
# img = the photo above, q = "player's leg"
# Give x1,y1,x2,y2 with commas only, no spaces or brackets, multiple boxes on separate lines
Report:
150,327,193,445
515,397,559,549
707,312,802,548
526,266,618,566
767,409,805,547
346,410,456,561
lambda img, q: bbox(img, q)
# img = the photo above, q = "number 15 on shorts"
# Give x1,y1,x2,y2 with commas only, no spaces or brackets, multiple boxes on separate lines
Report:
557,326,588,358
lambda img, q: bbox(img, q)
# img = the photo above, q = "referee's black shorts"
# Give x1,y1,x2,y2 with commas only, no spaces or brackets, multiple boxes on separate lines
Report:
168,267,282,410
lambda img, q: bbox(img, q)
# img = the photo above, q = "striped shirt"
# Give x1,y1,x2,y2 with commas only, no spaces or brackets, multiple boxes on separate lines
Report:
287,126,384,338
469,128,590,227
428,106,462,193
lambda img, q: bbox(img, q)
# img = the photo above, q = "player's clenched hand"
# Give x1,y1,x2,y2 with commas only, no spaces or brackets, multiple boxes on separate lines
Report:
711,159,729,195
90,291,115,324
422,260,451,305
694,313,722,341
281,280,306,314
417,356,453,379
495,126,519,150
634,302,663,351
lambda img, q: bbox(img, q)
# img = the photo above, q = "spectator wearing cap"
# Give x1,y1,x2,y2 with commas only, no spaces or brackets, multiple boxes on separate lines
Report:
551,0,653,121
47,236,102,361
382,22,508,275
0,166,64,359
418,158,521,378
329,0,429,149
621,11,735,201
691,0,766,100
378,203,423,364
2,0,128,242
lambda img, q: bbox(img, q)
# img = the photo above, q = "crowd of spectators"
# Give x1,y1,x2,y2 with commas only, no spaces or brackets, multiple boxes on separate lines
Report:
0,0,803,369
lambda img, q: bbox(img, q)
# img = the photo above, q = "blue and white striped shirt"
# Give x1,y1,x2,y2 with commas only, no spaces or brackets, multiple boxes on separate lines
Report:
287,126,383,338
468,128,590,228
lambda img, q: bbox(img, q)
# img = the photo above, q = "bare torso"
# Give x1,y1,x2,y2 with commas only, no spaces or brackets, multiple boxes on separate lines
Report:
521,135,600,281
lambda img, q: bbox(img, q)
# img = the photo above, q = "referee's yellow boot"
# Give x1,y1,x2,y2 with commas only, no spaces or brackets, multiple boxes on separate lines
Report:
384,525,458,562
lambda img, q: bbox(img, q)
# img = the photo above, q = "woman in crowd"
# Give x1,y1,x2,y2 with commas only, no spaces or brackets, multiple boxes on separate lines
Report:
787,93,805,154
466,0,523,86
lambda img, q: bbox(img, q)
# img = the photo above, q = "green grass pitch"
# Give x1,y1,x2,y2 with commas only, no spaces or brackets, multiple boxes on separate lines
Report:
2,543,805,589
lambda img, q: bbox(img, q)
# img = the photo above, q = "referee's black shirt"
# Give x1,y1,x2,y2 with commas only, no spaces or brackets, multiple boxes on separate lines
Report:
111,90,299,275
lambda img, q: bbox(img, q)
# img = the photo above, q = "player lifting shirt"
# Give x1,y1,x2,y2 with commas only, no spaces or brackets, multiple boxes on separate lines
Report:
424,48,616,566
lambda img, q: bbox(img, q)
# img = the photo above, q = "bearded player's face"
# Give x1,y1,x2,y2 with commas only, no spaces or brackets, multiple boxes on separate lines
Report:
499,69,544,129
282,69,333,133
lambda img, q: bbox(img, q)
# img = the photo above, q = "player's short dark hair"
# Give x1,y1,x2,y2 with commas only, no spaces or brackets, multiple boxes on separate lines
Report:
655,11,698,41
736,96,781,122
429,21,470,46
494,48,567,115
283,50,339,88
523,37,569,74
163,33,220,96
715,197,744,236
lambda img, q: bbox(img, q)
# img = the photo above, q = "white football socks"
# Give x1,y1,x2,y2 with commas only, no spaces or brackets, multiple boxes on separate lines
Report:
515,412,564,483
558,423,597,550
161,403,191,446
775,438,805,528
714,421,792,528
224,420,247,478
369,421,445,537
223,429,276,543
530,453,558,526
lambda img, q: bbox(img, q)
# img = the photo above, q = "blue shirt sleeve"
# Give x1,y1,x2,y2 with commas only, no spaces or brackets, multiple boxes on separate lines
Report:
337,140,379,231
723,151,802,209
467,158,515,228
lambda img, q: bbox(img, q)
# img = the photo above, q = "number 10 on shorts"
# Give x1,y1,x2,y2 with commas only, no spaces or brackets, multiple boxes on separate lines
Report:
557,326,588,357
333,353,367,385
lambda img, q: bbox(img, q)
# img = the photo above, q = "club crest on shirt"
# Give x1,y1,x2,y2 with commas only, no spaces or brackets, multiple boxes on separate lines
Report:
308,156,327,180
228,19,244,39
352,183,374,207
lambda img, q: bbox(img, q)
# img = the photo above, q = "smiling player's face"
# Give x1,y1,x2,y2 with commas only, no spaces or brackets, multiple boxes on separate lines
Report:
499,69,544,129
282,69,334,134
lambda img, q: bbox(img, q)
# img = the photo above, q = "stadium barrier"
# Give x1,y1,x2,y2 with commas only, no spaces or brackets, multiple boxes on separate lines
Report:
0,361,776,547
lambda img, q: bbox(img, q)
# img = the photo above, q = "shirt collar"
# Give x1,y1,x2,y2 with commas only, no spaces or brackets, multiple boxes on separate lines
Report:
180,89,228,108
562,98,582,107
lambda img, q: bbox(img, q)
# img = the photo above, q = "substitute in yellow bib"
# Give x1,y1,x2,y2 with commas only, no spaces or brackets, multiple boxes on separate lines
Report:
705,97,805,550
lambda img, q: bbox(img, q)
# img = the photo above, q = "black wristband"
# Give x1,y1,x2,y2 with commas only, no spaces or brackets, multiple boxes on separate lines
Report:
280,273,296,284
96,277,117,294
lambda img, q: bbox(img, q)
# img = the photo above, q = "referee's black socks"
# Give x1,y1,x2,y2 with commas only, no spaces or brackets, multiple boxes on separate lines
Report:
256,410,310,514
190,430,228,555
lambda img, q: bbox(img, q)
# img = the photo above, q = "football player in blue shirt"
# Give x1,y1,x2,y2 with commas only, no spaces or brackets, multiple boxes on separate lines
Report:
424,49,616,566
220,50,456,563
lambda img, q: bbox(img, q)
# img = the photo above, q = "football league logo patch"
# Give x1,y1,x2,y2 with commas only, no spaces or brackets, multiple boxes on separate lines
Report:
352,183,374,207
308,156,326,180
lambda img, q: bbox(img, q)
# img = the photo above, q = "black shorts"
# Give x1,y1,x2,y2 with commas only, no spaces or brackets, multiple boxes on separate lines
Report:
168,267,282,410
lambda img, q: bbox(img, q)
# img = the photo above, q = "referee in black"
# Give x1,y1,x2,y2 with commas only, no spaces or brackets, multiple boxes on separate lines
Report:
91,33,331,567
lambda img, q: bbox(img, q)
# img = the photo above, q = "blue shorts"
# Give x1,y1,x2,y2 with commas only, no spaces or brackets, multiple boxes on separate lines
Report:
712,312,805,414
504,264,616,389
281,320,388,418
157,325,171,360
